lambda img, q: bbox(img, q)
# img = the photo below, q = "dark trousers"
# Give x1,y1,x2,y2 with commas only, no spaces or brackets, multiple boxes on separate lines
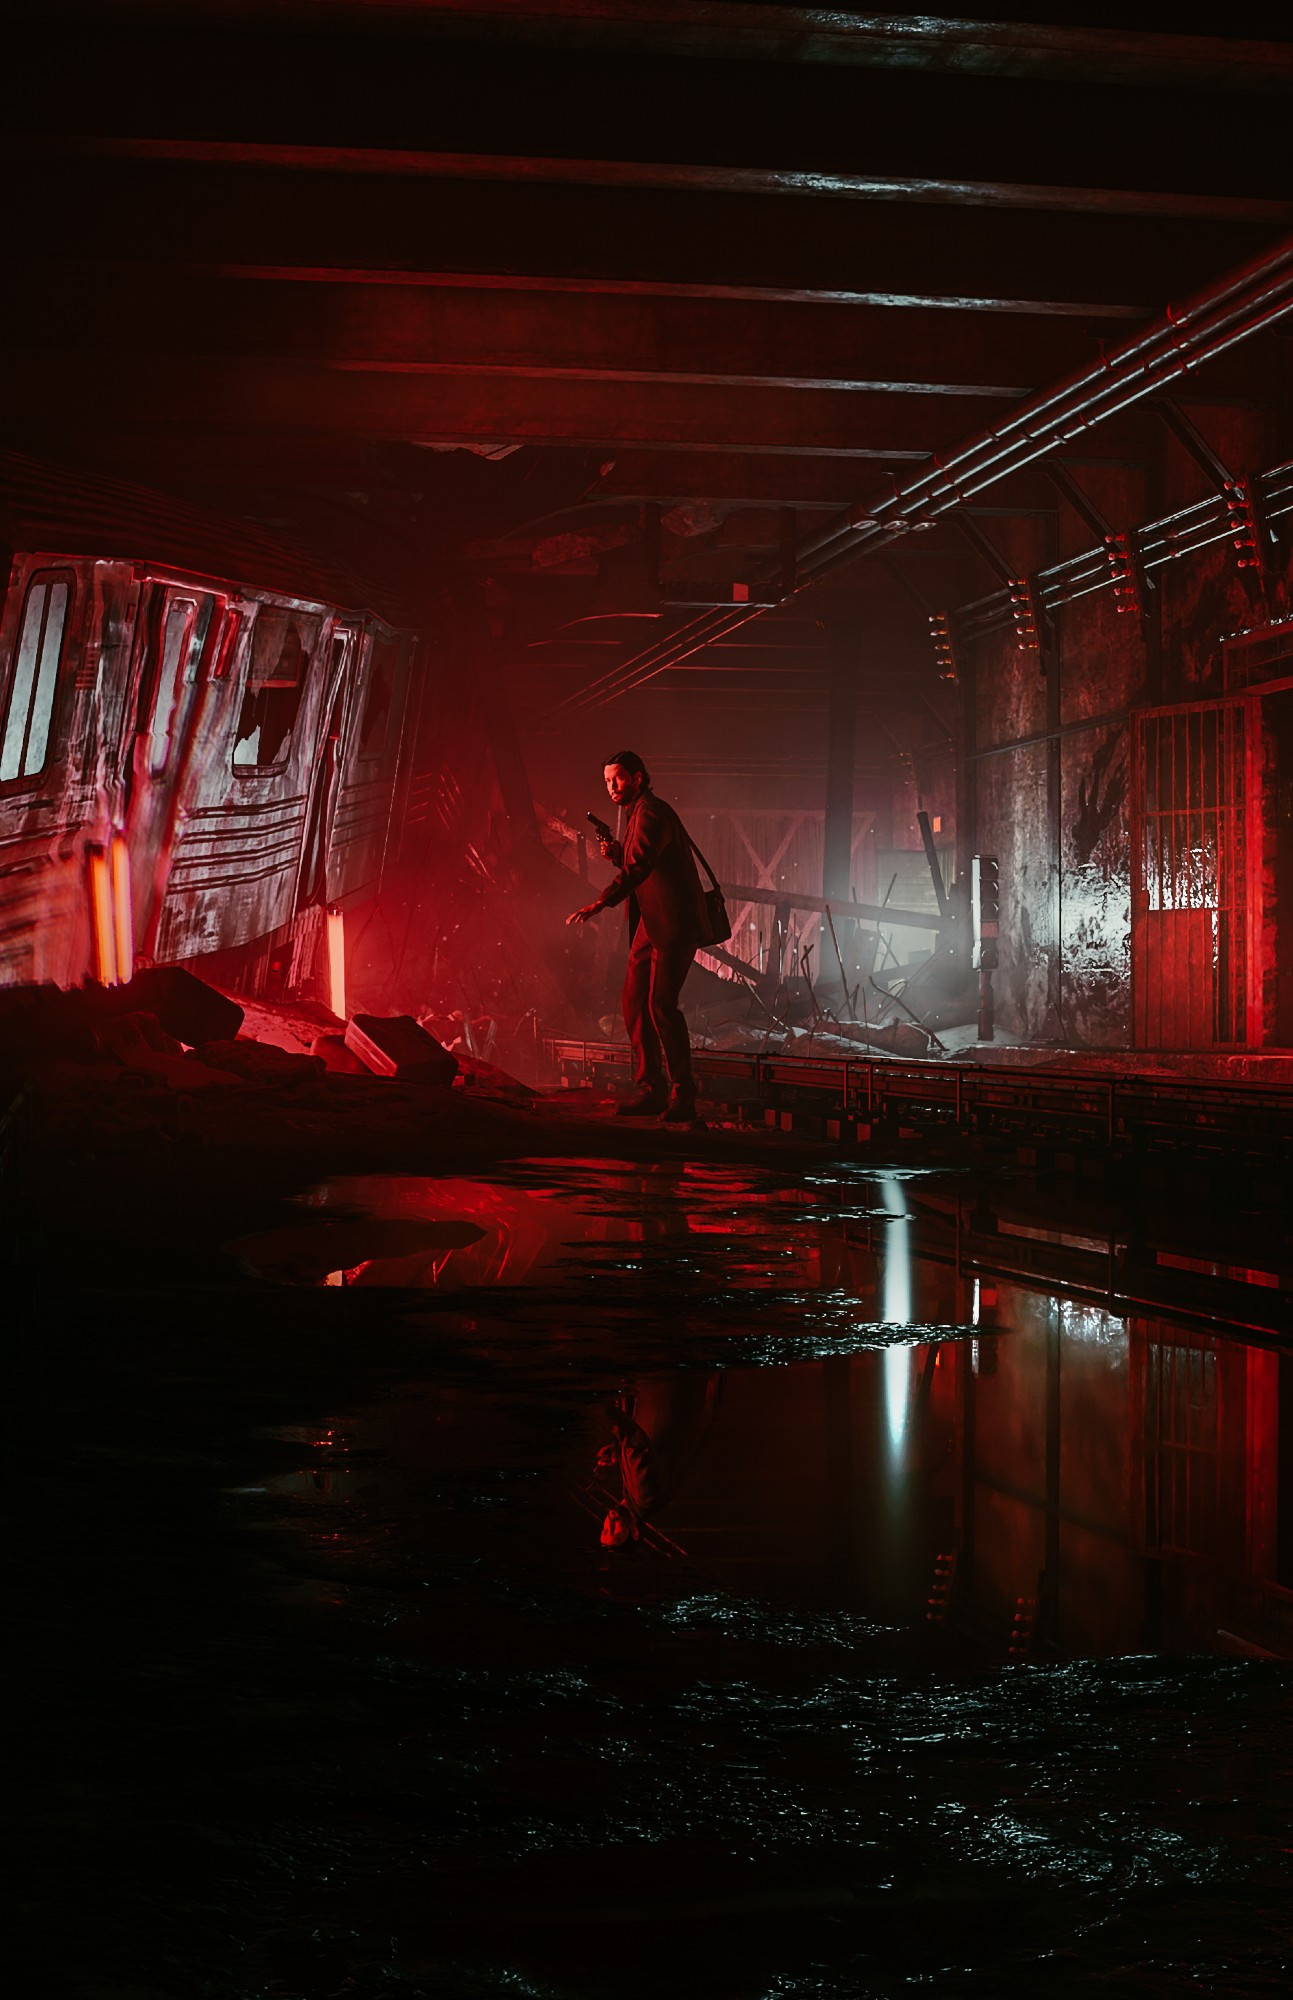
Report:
622,920,696,1096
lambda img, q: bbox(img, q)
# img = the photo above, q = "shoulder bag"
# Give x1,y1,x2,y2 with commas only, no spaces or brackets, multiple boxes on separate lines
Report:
687,833,731,945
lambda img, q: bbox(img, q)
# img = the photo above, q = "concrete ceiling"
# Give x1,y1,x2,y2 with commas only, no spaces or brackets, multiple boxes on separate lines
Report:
5,1,1292,730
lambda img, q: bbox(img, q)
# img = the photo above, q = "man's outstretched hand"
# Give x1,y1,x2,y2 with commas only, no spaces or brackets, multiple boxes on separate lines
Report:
567,902,602,926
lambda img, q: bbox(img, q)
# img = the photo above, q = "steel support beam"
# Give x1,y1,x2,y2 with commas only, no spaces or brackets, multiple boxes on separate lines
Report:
25,136,1293,228
22,6,1293,95
1154,398,1239,490
823,625,859,909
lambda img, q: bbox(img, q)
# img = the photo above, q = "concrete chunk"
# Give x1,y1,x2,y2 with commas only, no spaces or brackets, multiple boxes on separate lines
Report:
344,1013,459,1085
108,966,244,1047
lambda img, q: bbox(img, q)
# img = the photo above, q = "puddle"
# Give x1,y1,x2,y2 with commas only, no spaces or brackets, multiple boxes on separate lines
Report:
247,1311,1288,1659
219,1160,1293,1663
28,1156,1292,1999
245,1158,923,1301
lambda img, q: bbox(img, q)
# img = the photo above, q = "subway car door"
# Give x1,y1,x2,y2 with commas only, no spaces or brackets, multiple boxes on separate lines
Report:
294,621,355,913
121,581,225,964
327,627,406,907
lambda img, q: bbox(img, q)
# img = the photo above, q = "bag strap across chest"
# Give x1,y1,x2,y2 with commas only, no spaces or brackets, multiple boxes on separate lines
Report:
629,793,721,890
686,833,722,891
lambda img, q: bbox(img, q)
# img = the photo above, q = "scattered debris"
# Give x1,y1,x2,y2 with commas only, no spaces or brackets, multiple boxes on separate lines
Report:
106,965,244,1047
0,965,242,1071
344,1013,460,1085
96,1010,184,1063
310,1030,372,1075
451,1050,536,1102
193,1039,325,1085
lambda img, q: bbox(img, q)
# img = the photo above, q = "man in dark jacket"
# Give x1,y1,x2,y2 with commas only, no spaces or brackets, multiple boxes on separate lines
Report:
567,749,709,1121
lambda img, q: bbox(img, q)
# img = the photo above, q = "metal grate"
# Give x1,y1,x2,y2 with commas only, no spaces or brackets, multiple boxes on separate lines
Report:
1132,701,1253,1048
1222,617,1293,693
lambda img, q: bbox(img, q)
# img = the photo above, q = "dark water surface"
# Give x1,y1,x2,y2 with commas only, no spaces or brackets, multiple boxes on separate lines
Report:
19,1158,1292,1998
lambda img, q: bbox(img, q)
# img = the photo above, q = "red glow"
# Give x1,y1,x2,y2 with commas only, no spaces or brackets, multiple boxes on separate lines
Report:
111,837,134,985
89,849,116,986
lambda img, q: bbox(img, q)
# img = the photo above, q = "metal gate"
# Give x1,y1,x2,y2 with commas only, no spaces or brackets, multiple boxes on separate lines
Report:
1131,699,1257,1049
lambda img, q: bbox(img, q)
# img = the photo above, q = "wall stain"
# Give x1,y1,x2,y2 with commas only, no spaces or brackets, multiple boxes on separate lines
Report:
1072,733,1127,867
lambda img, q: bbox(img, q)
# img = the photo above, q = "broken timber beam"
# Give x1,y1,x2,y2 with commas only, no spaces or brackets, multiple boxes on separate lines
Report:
726,883,947,930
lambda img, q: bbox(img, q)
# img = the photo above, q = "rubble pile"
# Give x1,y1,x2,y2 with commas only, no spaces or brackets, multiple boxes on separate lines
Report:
0,968,545,1205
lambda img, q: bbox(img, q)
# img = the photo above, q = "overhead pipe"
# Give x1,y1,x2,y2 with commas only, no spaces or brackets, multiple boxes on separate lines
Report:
549,603,751,717
794,231,1293,586
955,456,1293,642
557,231,1293,716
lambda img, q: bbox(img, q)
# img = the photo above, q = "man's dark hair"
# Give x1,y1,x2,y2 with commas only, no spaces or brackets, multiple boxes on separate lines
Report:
606,749,650,784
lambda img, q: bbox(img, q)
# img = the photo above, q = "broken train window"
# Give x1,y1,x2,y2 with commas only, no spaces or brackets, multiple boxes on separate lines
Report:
232,608,319,771
1,571,73,783
148,593,216,775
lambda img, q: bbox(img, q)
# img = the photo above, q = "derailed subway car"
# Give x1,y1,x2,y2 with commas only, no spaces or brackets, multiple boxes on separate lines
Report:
0,450,420,998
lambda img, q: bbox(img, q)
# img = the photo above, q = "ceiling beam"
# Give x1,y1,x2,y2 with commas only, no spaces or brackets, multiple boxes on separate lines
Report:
13,258,1155,322
0,360,1023,456
8,14,1289,233
19,4,1293,94
14,265,1126,396
17,162,1283,317
2,427,1031,522
545,233,1293,715
25,138,1293,227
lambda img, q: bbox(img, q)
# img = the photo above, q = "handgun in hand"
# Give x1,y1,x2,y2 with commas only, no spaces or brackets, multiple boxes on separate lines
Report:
586,810,614,845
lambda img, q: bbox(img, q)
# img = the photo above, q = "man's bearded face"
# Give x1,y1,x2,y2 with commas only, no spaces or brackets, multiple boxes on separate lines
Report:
604,763,642,807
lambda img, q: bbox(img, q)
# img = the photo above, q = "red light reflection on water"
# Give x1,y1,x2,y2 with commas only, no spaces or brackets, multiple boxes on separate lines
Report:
308,1166,824,1290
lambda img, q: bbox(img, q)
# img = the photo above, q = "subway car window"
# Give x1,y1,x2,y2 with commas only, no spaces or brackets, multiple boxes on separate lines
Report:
358,637,397,756
1,574,71,782
232,608,317,771
148,594,215,773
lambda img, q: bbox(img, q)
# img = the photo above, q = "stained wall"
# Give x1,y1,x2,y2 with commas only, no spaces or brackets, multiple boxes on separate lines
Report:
969,417,1293,1049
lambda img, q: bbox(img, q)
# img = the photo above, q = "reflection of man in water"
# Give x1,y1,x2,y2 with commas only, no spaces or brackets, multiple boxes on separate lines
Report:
566,750,710,1124
598,1401,666,1547
594,1377,722,1549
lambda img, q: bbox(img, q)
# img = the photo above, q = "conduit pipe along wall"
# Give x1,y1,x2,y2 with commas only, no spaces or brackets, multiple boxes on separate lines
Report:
554,232,1293,719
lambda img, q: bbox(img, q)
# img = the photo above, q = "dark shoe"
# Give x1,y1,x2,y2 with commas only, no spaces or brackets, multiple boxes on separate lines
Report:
659,1090,698,1124
615,1087,667,1117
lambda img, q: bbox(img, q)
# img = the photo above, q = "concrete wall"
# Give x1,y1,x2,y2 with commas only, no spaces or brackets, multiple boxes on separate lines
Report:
969,418,1293,1049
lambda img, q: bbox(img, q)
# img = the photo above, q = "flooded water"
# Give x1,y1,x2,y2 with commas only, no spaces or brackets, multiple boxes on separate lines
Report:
20,1158,1292,1997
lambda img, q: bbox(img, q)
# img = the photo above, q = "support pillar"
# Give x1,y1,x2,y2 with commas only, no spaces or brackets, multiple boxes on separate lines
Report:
823,622,859,906
822,624,859,994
